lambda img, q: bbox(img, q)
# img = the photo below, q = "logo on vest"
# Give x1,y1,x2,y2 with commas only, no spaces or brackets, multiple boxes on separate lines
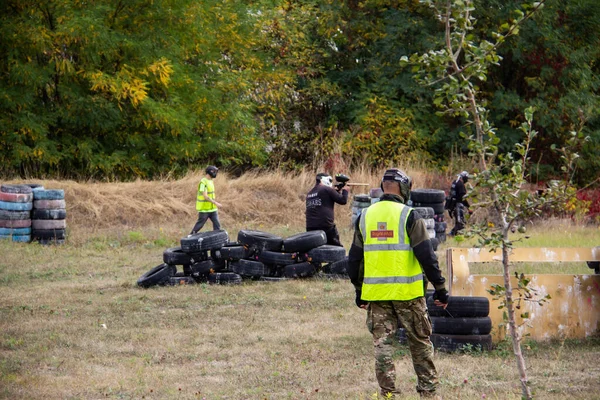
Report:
371,222,394,240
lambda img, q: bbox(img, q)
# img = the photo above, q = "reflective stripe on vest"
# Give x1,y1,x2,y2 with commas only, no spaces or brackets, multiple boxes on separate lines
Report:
196,178,217,212
359,201,423,301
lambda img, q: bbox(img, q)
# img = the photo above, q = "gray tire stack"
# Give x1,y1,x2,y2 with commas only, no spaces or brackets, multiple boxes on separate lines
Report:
32,189,67,244
0,184,33,243
351,194,371,226
410,189,447,244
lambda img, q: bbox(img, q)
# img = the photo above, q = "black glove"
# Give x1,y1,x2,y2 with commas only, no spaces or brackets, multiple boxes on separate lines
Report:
355,289,368,308
433,288,449,305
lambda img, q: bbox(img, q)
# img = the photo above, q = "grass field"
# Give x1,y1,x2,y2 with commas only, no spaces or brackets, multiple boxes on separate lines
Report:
1,171,599,399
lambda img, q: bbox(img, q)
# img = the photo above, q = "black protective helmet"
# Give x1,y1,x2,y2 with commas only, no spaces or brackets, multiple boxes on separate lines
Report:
381,168,412,202
316,172,333,187
459,170,469,182
206,165,219,178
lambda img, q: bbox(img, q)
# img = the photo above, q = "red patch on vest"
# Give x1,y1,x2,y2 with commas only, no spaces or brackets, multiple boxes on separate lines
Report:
371,230,394,238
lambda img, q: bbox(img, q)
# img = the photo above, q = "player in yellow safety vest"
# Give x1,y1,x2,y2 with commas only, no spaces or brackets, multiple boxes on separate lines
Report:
347,168,448,399
189,166,223,234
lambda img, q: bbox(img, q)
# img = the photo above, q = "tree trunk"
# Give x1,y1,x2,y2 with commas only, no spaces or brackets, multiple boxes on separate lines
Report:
502,236,533,399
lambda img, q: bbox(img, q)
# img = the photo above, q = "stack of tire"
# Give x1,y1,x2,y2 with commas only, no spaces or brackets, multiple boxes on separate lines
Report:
31,189,67,245
410,189,447,245
411,206,438,251
351,194,371,227
137,229,348,288
427,295,493,352
232,229,346,280
138,229,234,287
0,184,33,243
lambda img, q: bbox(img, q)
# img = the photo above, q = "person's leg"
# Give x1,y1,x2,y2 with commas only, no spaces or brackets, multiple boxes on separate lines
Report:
395,298,438,397
190,212,210,234
455,203,465,233
367,302,401,397
208,211,221,230
325,225,342,246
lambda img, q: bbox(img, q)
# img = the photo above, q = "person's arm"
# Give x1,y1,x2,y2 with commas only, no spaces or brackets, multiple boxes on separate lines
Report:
329,187,348,205
201,182,222,208
406,211,448,304
347,216,368,308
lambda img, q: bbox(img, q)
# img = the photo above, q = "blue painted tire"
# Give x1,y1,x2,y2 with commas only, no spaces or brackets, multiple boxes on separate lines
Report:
33,189,65,200
0,234,31,242
0,227,31,235
0,201,33,211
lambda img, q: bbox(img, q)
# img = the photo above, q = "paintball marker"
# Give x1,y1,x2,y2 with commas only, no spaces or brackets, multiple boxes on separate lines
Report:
334,173,369,191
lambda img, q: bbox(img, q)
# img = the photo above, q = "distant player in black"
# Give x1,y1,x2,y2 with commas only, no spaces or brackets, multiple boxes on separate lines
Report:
305,173,349,246
447,171,470,236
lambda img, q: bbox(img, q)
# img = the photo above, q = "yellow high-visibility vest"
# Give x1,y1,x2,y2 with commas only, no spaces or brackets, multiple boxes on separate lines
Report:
196,178,217,212
359,201,423,301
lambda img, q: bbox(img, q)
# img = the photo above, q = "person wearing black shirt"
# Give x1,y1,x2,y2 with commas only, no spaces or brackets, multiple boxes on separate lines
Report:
448,171,470,236
305,173,349,246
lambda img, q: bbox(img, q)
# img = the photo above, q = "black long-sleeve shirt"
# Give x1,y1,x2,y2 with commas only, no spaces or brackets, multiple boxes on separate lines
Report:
305,184,348,229
347,194,446,294
451,178,470,208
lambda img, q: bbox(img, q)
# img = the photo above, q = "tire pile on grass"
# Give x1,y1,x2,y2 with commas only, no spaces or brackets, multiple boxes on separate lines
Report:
137,229,349,288
32,189,67,244
0,184,34,242
428,295,492,352
410,189,448,246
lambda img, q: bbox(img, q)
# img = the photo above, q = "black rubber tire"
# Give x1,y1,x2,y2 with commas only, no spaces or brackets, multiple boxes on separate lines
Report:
410,189,446,204
436,232,447,243
283,262,316,278
282,231,327,253
137,264,175,288
168,276,196,285
1,184,33,194
33,189,65,200
180,230,229,252
25,183,44,191
259,250,298,265
427,296,489,318
31,229,66,240
237,230,283,251
430,237,439,251
190,259,216,277
231,259,268,278
307,245,347,264
322,257,348,276
216,245,247,261
35,238,65,246
208,272,242,285
412,201,445,214
431,333,493,352
431,316,492,335
163,247,194,265
412,207,435,219
354,194,370,202
0,210,30,220
32,209,67,220
434,221,447,232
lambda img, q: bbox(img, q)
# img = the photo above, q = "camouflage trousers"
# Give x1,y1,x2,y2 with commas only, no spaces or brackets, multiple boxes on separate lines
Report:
366,297,438,397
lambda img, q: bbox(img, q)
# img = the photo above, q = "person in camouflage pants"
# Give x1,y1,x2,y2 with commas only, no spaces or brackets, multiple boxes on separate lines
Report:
367,299,437,396
347,168,449,399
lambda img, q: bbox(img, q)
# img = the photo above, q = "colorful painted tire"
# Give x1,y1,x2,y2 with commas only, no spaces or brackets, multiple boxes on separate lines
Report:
0,201,32,211
0,234,30,242
33,189,65,200
0,219,31,228
32,219,66,230
0,192,33,202
33,200,66,209
0,227,31,235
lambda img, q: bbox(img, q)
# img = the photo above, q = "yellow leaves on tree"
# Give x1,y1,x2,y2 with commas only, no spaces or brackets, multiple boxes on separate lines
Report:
145,58,174,88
